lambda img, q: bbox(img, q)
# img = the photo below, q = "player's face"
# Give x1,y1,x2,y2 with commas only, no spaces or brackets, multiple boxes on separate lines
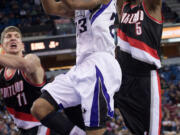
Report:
2,31,24,55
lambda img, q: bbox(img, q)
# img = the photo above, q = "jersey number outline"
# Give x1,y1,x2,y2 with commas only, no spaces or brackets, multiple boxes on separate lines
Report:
135,22,142,35
17,92,27,107
78,18,87,33
109,12,118,38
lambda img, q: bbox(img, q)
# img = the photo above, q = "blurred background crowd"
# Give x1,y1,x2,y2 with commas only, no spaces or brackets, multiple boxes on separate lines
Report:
0,0,180,36
0,0,180,135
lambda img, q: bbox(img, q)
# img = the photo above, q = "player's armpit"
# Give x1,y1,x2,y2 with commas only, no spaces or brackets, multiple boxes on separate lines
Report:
143,0,162,23
144,0,161,11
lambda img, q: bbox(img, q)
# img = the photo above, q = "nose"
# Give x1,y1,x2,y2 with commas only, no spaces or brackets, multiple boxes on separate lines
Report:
10,35,17,41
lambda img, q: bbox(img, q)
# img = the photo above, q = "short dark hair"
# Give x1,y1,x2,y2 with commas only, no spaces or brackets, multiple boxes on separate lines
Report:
1,26,22,44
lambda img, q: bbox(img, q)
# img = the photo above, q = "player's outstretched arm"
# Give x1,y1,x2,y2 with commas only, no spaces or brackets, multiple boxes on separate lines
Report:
61,0,104,10
0,54,29,71
0,54,44,84
41,0,74,18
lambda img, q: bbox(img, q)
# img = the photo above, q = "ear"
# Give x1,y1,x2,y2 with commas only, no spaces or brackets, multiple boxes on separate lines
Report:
21,43,25,52
0,44,5,55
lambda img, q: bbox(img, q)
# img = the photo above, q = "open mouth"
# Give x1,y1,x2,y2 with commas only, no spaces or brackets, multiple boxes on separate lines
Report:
10,43,17,48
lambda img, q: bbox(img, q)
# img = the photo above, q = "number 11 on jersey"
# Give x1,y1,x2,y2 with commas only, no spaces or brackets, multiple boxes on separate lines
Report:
17,92,27,107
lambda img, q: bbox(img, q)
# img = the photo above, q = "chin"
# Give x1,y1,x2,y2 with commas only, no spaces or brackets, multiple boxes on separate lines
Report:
7,50,20,55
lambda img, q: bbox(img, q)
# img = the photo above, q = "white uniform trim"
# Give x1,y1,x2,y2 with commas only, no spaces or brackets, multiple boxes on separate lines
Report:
9,114,41,129
37,125,48,135
149,70,161,135
117,37,161,68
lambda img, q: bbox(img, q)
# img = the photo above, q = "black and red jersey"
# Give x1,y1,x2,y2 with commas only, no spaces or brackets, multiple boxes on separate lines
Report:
0,68,46,129
117,1,163,73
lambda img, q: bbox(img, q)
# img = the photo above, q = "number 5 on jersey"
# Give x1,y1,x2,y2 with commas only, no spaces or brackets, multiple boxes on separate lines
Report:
135,22,142,35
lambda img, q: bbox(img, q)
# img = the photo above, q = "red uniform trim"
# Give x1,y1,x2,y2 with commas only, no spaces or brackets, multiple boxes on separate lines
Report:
6,107,39,122
142,1,163,24
4,68,16,81
156,71,162,135
130,3,138,9
21,71,46,87
117,29,160,60
46,128,51,135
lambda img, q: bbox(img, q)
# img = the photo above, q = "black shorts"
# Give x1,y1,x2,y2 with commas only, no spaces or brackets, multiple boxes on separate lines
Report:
18,126,41,135
114,70,161,135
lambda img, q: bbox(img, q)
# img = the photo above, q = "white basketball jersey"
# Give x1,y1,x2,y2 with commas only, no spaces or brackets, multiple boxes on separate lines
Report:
75,0,117,63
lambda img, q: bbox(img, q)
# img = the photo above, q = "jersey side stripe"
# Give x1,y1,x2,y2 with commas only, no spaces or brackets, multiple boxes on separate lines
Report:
90,66,113,127
8,114,41,129
117,29,160,59
149,71,161,135
117,30,161,68
157,71,162,135
6,107,39,122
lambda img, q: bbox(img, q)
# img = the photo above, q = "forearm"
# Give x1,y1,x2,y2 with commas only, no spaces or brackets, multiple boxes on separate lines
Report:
41,0,74,18
0,54,26,70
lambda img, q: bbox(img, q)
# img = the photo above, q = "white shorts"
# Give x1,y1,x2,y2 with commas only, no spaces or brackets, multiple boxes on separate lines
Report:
42,52,122,127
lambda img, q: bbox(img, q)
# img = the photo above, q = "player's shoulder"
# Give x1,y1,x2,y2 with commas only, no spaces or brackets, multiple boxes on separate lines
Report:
24,54,40,61
24,54,41,66
25,53,38,58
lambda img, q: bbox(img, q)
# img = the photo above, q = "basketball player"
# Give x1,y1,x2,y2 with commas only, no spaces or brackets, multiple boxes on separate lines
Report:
0,26,49,135
31,0,122,134
114,0,163,135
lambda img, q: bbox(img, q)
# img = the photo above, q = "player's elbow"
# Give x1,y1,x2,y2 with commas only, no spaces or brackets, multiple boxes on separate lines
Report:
43,8,55,15
43,8,50,14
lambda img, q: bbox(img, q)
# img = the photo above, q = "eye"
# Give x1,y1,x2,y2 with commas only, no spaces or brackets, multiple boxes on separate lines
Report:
5,34,11,38
15,34,21,39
